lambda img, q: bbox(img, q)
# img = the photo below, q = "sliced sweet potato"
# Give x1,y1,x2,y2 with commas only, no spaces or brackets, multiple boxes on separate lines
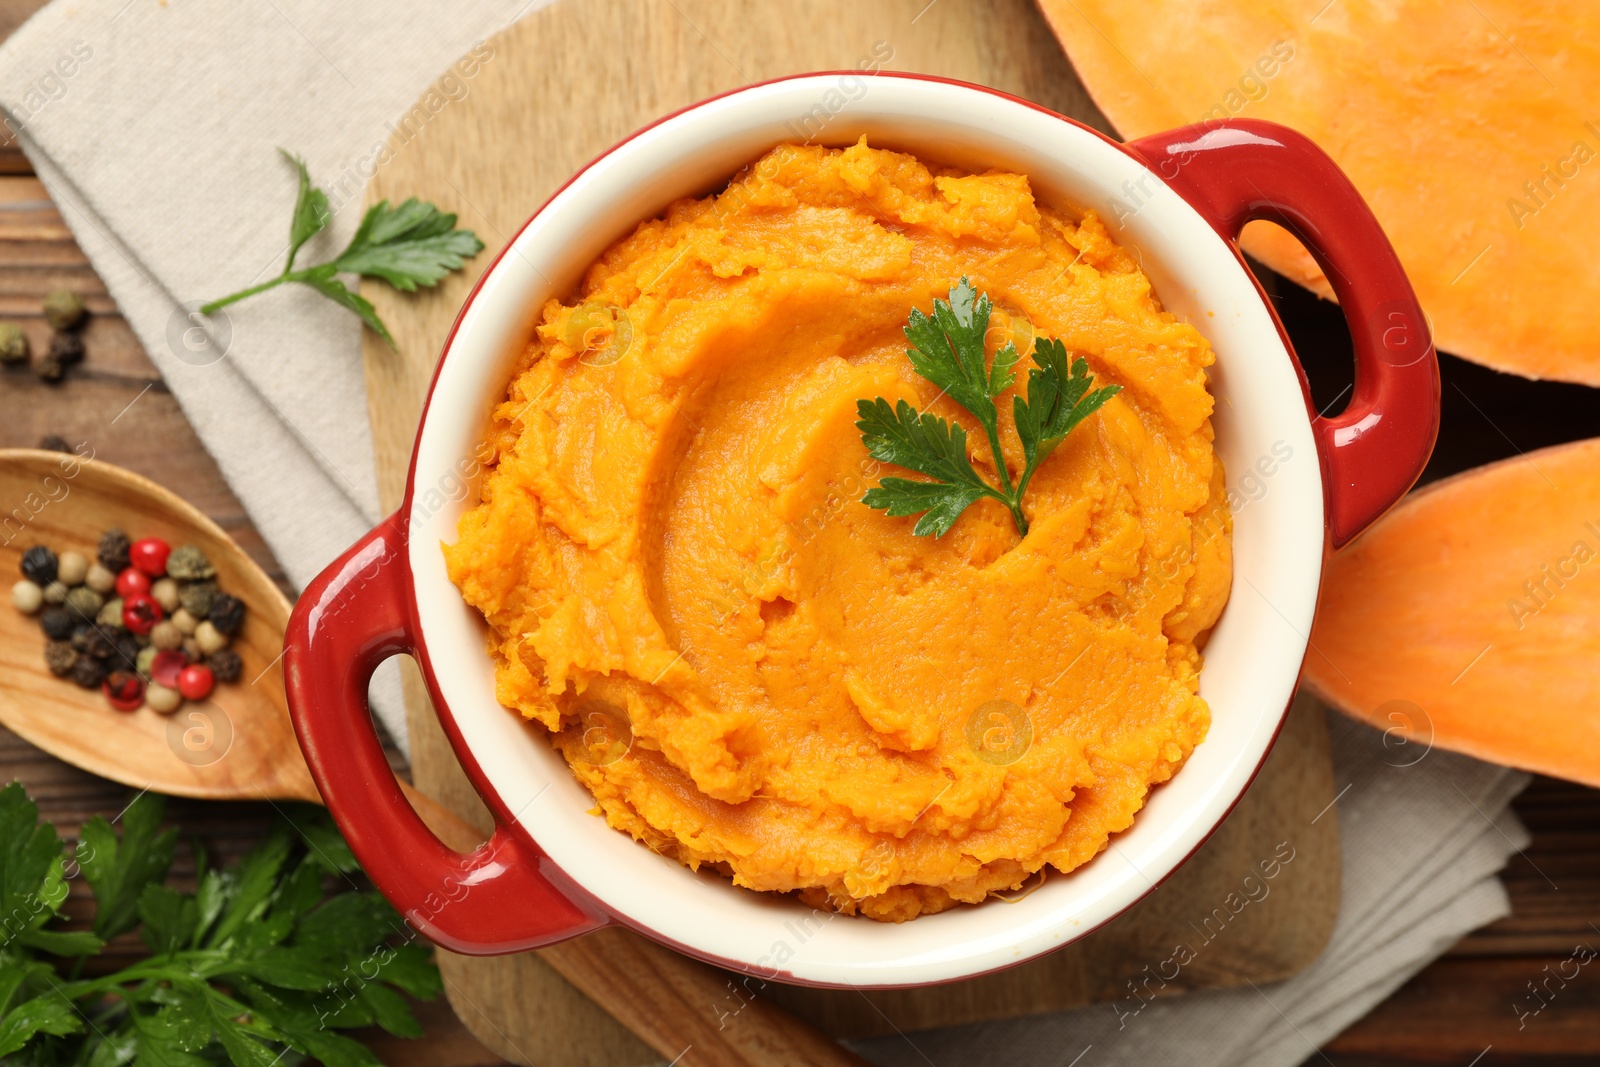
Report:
1305,438,1600,785
1038,0,1600,385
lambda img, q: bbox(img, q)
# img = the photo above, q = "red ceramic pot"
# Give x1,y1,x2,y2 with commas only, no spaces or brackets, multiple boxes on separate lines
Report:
284,72,1438,989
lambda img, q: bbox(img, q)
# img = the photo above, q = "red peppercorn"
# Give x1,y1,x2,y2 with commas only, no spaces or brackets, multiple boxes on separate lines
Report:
115,567,151,598
129,537,171,577
121,593,163,635
102,670,143,711
151,650,188,689
176,663,214,701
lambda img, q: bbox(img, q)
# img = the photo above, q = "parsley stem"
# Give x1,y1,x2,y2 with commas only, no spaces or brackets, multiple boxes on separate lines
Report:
980,421,1016,499
1007,497,1029,537
200,275,289,316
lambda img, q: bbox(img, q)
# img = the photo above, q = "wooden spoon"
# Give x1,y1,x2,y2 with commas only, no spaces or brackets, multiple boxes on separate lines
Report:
0,448,865,1067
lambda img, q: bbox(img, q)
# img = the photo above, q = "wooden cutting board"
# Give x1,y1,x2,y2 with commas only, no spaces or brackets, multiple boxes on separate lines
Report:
360,1,1341,1063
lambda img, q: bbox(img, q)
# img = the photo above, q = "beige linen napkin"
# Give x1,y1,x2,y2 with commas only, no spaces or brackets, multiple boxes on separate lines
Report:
0,0,550,746
853,714,1529,1067
0,5,1530,1065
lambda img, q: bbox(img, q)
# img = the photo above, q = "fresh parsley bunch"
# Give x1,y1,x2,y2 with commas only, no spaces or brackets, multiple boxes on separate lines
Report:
0,781,440,1066
201,150,485,347
857,279,1121,537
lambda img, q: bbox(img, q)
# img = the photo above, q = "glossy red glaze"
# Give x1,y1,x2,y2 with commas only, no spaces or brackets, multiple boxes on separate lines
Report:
285,75,1439,970
282,513,606,954
1128,122,1440,547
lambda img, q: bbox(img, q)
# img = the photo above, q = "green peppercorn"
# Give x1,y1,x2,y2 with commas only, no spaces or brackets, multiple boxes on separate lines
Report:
0,323,26,365
63,586,103,620
97,597,124,628
165,545,216,581
178,580,218,618
135,644,158,678
42,290,86,332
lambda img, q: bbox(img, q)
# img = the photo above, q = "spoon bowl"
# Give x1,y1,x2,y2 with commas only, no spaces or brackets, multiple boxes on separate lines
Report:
0,448,318,802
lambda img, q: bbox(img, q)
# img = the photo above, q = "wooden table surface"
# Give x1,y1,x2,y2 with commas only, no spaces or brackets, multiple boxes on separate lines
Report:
1,4,1597,1065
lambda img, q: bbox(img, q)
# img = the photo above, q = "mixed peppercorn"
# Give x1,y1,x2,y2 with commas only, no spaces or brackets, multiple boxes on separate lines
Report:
0,287,89,383
11,529,247,713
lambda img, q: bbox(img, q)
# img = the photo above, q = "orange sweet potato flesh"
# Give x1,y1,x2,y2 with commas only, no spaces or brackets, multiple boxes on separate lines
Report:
1305,438,1600,786
1038,0,1600,385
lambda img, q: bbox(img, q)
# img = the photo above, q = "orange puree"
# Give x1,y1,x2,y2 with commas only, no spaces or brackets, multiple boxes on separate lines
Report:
444,139,1232,921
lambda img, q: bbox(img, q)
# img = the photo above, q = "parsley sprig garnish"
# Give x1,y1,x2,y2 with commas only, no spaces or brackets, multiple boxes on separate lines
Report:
201,150,485,347
0,781,440,1066
857,280,1120,538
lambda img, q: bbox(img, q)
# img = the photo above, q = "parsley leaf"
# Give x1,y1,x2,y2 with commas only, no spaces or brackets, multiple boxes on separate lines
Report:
0,990,81,1057
856,397,1002,537
0,781,101,957
1011,338,1122,505
859,281,1120,538
200,150,485,347
902,278,1021,495
78,790,177,941
0,782,442,1066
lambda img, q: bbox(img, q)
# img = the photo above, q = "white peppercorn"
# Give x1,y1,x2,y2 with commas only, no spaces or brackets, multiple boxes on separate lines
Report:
56,551,88,587
84,563,116,594
42,581,67,605
150,620,183,650
11,580,42,614
144,683,183,714
194,620,229,654
150,577,180,613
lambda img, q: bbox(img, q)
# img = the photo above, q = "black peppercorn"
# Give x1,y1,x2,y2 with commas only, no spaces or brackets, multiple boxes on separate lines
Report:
111,629,142,668
38,434,70,453
48,332,84,365
40,605,74,641
70,654,108,689
44,640,77,676
80,625,118,661
208,594,245,636
32,355,63,383
21,544,57,585
97,528,131,573
209,647,242,684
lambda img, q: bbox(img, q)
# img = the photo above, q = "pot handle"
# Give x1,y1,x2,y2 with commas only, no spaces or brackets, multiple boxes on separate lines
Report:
1128,120,1439,547
284,512,604,955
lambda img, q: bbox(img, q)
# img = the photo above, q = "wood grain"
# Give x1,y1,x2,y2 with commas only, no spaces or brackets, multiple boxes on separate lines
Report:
0,449,317,802
359,1,1339,1063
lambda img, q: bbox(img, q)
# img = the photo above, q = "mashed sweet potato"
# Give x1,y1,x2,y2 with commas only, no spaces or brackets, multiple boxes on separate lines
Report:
444,139,1232,921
